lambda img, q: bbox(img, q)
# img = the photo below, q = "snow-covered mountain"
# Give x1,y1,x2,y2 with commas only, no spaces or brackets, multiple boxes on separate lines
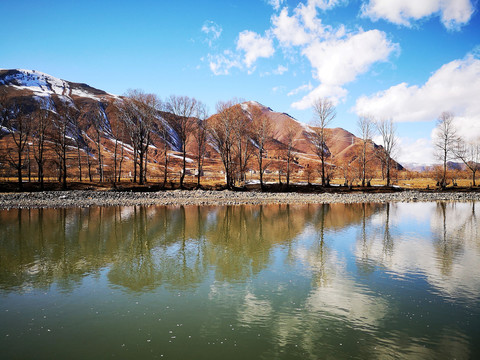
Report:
0,69,112,100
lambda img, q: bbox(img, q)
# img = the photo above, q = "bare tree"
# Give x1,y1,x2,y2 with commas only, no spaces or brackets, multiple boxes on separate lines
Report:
166,95,198,188
32,107,52,190
156,114,172,188
118,90,158,185
234,105,253,185
357,115,374,187
138,93,161,183
454,139,480,186
434,112,458,189
375,118,398,187
89,106,106,182
70,110,86,181
283,122,296,188
193,102,209,188
250,106,273,190
311,98,336,186
304,163,314,185
334,156,354,187
6,104,32,189
107,100,127,183
53,101,77,189
209,100,237,189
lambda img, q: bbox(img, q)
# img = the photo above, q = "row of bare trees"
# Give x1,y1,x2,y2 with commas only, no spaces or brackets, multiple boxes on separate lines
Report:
6,89,476,191
434,111,480,188
209,100,276,189
0,95,115,190
310,98,400,188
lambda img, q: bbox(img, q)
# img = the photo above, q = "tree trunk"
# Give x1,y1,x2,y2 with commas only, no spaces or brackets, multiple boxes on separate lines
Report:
113,138,118,184
180,149,186,188
286,158,290,188
133,147,138,183
17,147,23,190
77,146,82,181
62,148,67,190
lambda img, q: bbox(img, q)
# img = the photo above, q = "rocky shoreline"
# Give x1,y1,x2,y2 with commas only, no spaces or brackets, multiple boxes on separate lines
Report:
0,189,480,209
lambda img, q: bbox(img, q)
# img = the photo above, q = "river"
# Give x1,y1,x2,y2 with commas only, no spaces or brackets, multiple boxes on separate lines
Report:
1,202,479,359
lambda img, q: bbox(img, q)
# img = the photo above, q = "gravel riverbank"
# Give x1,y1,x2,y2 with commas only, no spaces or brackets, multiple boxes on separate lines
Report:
1,189,480,209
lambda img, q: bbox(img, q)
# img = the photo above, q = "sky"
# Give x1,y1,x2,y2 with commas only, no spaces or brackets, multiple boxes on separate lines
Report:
1,0,479,165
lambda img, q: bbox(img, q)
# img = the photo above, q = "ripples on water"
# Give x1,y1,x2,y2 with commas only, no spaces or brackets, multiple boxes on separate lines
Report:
1,202,480,359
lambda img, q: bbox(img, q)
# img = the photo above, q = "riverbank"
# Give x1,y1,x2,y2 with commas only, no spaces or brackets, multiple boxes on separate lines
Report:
1,189,480,209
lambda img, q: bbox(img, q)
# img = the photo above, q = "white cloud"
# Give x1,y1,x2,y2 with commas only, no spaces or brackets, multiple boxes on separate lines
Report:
270,2,398,108
272,85,286,93
396,137,435,165
291,83,348,109
205,0,397,105
201,20,222,47
273,64,288,75
354,54,480,142
287,83,313,96
303,29,398,86
271,7,315,47
236,30,275,68
361,0,474,30
266,0,285,11
290,29,398,109
208,50,241,75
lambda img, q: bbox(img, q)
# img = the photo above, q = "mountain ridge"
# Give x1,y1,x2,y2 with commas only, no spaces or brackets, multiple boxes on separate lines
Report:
0,69,403,184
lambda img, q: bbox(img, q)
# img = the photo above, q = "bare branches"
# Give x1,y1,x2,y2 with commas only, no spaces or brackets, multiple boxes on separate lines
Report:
434,111,458,188
311,97,336,186
209,100,239,189
375,118,397,187
283,122,297,188
192,102,209,188
166,95,198,188
250,106,273,190
357,115,374,186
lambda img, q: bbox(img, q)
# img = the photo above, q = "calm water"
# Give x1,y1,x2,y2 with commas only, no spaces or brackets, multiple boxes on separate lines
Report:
1,202,480,359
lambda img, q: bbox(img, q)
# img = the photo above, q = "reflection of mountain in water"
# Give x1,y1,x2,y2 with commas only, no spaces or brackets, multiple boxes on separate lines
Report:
0,203,381,292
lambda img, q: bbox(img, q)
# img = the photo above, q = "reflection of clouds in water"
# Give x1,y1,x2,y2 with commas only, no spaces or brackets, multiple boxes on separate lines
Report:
356,202,480,300
372,328,471,360
370,202,432,227
306,282,387,330
295,244,388,330
238,292,273,327
430,202,479,239
120,206,136,220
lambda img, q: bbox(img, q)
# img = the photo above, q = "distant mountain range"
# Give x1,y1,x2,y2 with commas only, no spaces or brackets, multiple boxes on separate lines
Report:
0,69,403,181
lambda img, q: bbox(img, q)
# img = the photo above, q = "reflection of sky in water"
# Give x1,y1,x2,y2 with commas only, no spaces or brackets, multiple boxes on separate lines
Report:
1,202,479,359
357,202,480,301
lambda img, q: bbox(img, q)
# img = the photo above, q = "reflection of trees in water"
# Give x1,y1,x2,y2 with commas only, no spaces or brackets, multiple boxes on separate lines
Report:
432,202,475,276
311,204,331,287
382,203,394,258
355,203,397,273
357,203,375,275
0,203,383,293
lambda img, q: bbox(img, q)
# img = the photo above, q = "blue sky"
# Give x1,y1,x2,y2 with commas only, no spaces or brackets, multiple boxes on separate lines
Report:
1,0,479,164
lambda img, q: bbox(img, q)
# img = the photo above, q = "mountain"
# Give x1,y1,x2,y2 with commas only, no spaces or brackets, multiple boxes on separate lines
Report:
0,69,112,100
0,69,403,184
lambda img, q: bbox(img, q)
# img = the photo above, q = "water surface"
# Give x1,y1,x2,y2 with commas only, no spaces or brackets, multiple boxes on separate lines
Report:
1,202,479,359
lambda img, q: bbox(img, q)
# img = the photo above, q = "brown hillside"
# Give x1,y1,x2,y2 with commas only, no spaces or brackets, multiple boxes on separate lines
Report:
1,69,402,187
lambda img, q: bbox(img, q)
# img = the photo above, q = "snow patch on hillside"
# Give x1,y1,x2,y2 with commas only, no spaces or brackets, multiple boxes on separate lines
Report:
0,69,109,101
1,69,69,96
